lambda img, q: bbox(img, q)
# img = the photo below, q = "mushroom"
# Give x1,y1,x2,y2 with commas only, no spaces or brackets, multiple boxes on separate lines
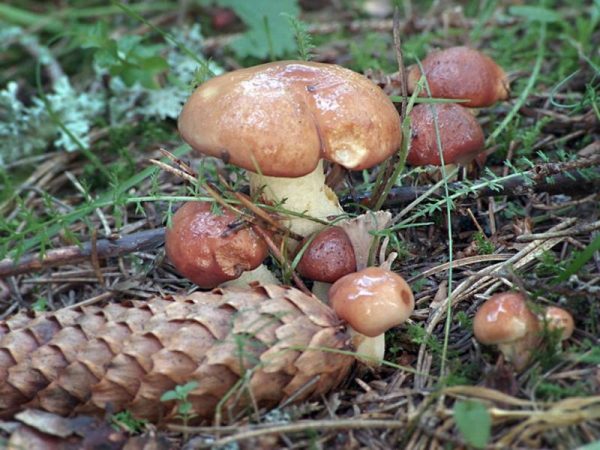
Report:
407,46,509,107
473,292,541,371
178,61,401,238
295,226,357,283
165,201,273,289
329,266,414,364
406,103,485,167
542,306,575,341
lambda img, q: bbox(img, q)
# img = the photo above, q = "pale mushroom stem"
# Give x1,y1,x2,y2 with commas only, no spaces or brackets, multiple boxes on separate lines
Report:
350,329,386,366
249,160,344,238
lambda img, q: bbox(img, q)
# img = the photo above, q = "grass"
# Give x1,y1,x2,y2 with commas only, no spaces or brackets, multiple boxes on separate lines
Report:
0,0,599,448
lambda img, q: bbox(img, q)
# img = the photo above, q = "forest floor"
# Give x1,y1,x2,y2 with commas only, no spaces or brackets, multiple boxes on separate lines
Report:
0,1,599,449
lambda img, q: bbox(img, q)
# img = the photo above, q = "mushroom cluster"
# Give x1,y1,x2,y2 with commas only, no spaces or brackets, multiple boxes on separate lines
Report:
404,46,509,170
167,60,402,290
473,292,574,371
166,60,418,367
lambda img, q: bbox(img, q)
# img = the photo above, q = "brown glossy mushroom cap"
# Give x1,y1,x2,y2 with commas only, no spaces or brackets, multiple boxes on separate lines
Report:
473,292,540,345
406,103,485,166
178,61,402,178
543,306,575,340
329,267,414,337
165,202,268,288
296,227,357,283
407,46,509,107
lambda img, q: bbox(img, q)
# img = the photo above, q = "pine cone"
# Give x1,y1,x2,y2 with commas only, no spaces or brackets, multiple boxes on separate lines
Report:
0,284,353,423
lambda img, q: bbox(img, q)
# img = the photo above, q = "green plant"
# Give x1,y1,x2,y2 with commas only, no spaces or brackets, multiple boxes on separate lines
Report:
453,400,492,449
201,0,300,59
160,381,199,427
473,231,495,255
111,410,148,434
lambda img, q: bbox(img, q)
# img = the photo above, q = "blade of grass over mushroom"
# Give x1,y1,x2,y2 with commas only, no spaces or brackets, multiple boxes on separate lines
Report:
389,96,470,104
415,58,456,380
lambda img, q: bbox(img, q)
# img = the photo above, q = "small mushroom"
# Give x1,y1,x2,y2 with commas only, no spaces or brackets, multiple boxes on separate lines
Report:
329,267,414,364
178,61,401,238
542,306,575,341
407,46,509,107
295,226,357,283
406,103,485,167
165,202,269,289
473,292,541,371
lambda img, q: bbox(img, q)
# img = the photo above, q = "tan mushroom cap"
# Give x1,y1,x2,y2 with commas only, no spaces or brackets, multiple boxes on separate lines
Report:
165,202,268,288
407,46,509,108
329,267,414,337
406,103,485,166
473,292,540,345
178,61,402,178
543,306,575,340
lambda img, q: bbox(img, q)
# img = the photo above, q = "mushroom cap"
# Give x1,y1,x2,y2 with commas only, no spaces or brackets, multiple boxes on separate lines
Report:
165,202,268,288
178,61,402,178
406,103,485,166
407,46,509,108
473,292,540,345
543,306,575,340
329,267,414,337
296,226,357,283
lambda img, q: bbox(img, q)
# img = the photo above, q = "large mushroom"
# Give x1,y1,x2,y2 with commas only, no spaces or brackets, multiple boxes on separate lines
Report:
178,61,401,238
329,266,414,364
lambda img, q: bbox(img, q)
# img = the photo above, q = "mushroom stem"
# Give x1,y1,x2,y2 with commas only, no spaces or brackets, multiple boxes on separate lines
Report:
249,160,344,238
350,329,385,366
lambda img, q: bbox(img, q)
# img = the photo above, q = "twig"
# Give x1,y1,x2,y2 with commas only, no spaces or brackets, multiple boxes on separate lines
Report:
516,219,600,242
170,418,408,448
0,228,165,278
251,225,311,296
346,164,600,207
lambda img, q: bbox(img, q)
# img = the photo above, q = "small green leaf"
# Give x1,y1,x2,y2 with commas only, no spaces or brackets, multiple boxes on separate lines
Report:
509,6,563,23
453,400,491,449
80,21,109,49
160,391,179,402
212,0,299,59
138,56,169,71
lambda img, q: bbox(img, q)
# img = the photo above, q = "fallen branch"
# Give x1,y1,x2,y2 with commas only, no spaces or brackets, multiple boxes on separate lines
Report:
0,228,165,278
346,164,600,207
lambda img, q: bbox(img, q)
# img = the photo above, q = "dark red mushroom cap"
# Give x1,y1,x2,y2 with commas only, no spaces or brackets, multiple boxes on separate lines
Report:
295,227,357,283
165,202,268,288
407,46,509,107
406,103,485,166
